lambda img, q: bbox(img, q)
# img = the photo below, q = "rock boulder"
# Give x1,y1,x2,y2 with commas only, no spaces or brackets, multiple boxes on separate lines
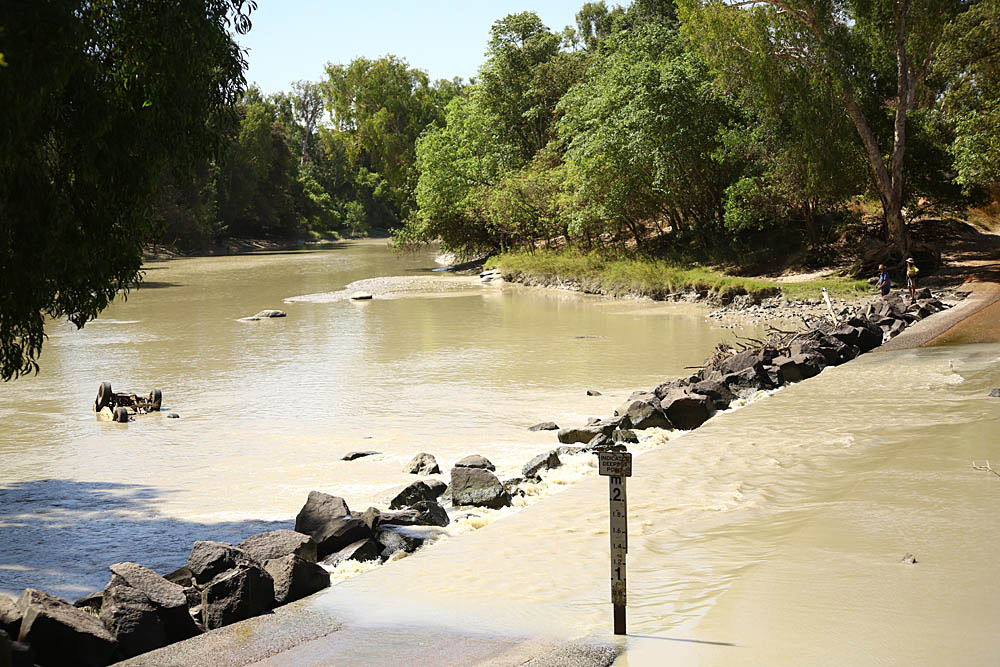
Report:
453,455,495,471
294,491,352,547
389,481,439,509
522,450,561,478
100,585,168,661
528,421,559,431
238,530,318,564
661,392,713,430
16,588,115,667
450,467,511,509
200,563,274,630
263,555,330,606
404,453,440,475
321,539,381,568
187,541,253,586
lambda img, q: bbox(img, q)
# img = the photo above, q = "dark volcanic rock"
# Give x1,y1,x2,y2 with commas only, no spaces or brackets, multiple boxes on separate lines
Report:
612,429,639,444
615,391,657,417
557,425,603,444
100,585,168,661
450,467,511,509
690,380,735,410
989,388,1000,398
412,500,450,527
453,454,496,471
772,355,805,383
389,481,439,509
556,445,585,455
263,555,330,606
829,324,862,348
321,538,381,568
404,452,440,475
425,479,447,499
310,516,373,559
238,530,318,564
187,541,253,586
653,379,690,400
1,628,33,667
342,450,379,461
661,392,713,430
528,421,559,432
294,491,352,549
108,562,187,611
586,433,626,452
107,561,200,642
522,450,561,478
586,389,602,396
722,366,767,398
200,563,274,630
374,526,426,558
16,588,115,667
622,397,671,430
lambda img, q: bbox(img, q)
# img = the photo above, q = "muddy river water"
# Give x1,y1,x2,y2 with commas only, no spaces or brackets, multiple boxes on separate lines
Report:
1,240,998,665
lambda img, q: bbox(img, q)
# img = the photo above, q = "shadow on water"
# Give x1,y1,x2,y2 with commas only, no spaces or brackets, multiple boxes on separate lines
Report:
0,479,290,599
627,634,738,648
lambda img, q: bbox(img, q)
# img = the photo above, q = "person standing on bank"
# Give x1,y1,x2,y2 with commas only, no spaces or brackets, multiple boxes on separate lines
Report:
906,257,919,303
875,264,891,297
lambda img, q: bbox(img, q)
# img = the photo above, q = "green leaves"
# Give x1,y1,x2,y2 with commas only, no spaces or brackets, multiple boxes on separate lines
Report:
0,0,254,380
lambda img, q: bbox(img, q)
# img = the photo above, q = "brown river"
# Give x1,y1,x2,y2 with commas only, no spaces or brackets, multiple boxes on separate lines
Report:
1,240,998,665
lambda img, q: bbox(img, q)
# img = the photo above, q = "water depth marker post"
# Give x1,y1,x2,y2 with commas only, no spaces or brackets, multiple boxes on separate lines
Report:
598,449,632,635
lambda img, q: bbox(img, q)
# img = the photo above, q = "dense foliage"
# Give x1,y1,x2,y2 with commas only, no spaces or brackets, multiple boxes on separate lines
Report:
2,0,997,380
397,0,996,262
0,0,254,380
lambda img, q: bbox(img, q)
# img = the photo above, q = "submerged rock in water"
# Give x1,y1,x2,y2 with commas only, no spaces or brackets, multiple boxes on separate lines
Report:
241,309,286,321
342,450,379,461
989,388,1000,398
528,421,559,431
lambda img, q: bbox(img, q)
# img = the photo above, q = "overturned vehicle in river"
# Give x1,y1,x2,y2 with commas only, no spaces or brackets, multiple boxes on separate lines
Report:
94,382,162,422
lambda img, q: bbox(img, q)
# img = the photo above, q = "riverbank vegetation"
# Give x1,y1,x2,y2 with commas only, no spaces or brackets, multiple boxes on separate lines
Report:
3,0,999,379
488,250,871,301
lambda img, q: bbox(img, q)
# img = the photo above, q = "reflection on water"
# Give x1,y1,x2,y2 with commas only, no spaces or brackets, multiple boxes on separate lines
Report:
0,240,760,598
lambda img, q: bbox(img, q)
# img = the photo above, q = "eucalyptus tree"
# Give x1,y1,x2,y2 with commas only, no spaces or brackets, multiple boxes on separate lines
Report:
679,0,975,256
557,24,737,247
0,0,255,380
935,0,1000,189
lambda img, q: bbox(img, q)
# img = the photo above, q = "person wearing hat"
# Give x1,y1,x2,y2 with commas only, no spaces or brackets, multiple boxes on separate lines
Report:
906,257,919,303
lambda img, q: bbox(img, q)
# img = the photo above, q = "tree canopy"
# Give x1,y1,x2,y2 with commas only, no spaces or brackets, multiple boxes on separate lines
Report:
0,0,255,380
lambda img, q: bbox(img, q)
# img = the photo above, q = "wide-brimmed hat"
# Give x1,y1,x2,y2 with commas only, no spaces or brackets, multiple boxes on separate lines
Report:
906,257,915,263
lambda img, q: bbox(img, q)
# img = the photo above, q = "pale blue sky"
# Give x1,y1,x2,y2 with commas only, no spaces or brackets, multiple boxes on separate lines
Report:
237,1,591,94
